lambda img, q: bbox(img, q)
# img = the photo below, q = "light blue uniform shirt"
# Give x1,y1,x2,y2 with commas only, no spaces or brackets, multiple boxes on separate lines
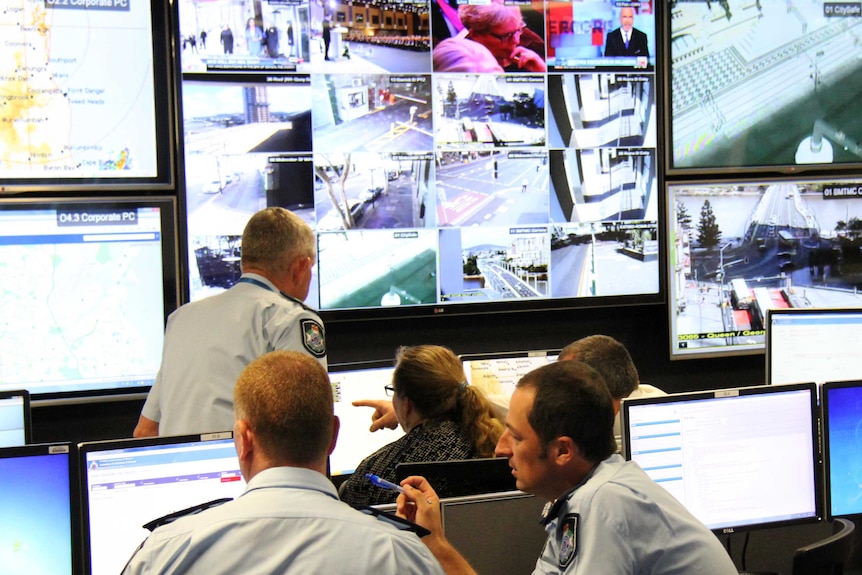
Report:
122,466,444,575
535,454,738,575
142,273,326,436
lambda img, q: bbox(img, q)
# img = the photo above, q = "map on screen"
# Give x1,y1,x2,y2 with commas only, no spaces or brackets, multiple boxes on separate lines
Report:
0,0,158,179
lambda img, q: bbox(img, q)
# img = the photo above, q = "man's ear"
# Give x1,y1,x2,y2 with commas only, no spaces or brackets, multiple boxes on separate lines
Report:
234,419,255,463
551,436,581,466
328,415,341,456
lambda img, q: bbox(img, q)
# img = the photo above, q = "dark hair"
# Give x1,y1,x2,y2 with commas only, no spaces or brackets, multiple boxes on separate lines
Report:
517,361,616,463
392,345,503,457
558,335,639,400
234,351,333,465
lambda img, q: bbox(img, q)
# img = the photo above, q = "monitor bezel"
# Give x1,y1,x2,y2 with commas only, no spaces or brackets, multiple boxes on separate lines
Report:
0,195,181,405
77,431,236,575
0,389,32,445
0,442,80,575
820,379,862,520
620,382,823,534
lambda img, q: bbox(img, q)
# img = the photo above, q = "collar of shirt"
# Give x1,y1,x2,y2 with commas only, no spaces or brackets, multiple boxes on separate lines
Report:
241,466,340,501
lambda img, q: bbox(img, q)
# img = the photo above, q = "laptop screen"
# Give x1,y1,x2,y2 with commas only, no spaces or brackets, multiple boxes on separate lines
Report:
329,360,404,476
0,443,77,575
79,432,245,575
0,389,31,447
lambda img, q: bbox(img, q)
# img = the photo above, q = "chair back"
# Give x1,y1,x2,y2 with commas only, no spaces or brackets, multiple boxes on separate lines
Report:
792,518,855,575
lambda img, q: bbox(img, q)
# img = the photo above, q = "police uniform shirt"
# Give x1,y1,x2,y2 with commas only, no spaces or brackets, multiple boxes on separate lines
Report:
141,273,327,436
122,466,444,575
535,454,737,575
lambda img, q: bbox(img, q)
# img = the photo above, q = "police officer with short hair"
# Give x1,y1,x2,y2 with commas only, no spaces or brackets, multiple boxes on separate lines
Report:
134,207,326,438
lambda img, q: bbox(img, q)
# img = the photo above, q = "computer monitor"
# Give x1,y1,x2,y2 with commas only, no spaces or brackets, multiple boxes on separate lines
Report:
441,490,547,575
328,360,404,477
766,308,862,385
821,380,862,519
396,457,516,498
0,443,78,575
621,383,821,533
0,390,31,447
0,196,180,404
459,350,559,413
79,432,245,575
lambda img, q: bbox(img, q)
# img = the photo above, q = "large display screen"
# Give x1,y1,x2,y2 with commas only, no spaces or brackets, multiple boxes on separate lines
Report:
666,0,862,174
0,197,180,402
0,0,175,190
666,176,862,359
622,383,821,533
178,0,661,318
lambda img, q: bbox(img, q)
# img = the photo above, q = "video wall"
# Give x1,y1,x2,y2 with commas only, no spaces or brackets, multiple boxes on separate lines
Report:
663,0,862,359
178,0,662,316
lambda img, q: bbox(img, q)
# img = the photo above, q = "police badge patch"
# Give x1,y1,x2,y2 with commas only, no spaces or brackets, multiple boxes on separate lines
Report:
301,319,326,357
558,513,579,569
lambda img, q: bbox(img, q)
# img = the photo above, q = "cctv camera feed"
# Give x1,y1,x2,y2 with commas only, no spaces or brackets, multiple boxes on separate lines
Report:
669,0,862,171
180,0,660,311
668,178,862,359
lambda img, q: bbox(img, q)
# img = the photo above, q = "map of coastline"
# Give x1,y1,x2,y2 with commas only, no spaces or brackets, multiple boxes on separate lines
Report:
0,0,158,179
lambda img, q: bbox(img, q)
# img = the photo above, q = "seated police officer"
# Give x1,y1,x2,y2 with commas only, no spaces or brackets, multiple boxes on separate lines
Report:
396,361,737,575
122,350,443,575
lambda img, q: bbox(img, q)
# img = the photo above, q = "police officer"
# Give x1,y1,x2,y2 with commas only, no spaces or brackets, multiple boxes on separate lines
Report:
397,362,738,575
123,351,443,575
133,207,326,437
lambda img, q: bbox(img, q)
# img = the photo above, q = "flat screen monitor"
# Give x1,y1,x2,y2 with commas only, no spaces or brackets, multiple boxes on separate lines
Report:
177,0,663,321
79,432,245,575
621,383,821,533
0,443,78,575
440,490,547,575
766,308,862,385
0,196,180,403
0,0,175,190
666,176,862,359
666,0,862,175
0,390,31,447
821,380,862,519
328,360,404,477
460,349,559,414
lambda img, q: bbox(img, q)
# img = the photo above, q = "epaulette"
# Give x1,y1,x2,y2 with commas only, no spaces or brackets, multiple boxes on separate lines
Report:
142,497,233,532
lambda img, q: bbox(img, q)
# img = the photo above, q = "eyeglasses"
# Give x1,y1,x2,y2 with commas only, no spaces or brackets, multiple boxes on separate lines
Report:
384,384,396,397
489,24,525,42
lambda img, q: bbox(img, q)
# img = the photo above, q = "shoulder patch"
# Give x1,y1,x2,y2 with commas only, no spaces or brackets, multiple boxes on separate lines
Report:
558,513,578,569
301,319,326,358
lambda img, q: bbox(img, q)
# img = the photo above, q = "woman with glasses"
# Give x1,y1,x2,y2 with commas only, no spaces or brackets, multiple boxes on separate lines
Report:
456,2,546,72
339,345,504,507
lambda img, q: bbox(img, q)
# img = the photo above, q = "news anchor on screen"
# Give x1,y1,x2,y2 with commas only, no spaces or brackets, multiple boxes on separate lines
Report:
604,6,649,57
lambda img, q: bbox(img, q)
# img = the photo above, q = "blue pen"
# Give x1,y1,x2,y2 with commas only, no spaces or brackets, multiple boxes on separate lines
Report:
366,473,404,493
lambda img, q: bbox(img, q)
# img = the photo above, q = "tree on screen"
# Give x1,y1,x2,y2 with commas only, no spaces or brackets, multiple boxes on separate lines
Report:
697,200,721,249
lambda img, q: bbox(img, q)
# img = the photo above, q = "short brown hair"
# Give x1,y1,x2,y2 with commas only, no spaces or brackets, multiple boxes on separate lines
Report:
240,207,315,275
234,351,333,465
